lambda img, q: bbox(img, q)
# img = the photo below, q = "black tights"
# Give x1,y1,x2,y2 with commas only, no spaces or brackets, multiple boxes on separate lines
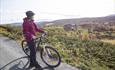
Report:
27,39,37,65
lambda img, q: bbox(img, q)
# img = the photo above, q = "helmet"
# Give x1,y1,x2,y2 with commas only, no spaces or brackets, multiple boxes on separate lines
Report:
26,11,35,17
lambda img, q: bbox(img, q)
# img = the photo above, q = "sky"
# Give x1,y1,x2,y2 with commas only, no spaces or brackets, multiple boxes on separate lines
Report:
0,0,115,24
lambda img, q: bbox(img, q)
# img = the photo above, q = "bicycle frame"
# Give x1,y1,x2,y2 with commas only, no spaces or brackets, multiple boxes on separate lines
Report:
35,33,50,56
35,33,46,47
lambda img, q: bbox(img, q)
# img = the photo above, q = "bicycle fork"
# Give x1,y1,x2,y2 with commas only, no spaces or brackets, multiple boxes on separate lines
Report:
43,44,51,57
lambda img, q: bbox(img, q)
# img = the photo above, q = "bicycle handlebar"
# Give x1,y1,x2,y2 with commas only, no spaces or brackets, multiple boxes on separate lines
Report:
34,32,47,41
41,32,47,38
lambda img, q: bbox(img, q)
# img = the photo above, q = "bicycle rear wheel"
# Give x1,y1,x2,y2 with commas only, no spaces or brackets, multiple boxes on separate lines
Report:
21,40,30,56
40,46,61,68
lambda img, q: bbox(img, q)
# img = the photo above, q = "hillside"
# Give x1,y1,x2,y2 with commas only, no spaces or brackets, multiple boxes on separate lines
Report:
0,25,115,70
45,14,115,26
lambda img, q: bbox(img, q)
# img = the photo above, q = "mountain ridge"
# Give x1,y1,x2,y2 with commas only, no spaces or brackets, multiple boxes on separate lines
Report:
1,14,115,26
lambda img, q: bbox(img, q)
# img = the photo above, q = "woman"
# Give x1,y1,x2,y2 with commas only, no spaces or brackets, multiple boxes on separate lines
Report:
22,11,44,69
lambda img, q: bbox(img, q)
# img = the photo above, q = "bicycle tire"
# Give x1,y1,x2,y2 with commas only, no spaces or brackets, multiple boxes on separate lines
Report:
21,40,30,56
40,46,61,68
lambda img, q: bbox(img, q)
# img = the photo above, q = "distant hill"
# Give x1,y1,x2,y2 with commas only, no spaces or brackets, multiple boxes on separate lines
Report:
49,14,115,26
1,14,115,27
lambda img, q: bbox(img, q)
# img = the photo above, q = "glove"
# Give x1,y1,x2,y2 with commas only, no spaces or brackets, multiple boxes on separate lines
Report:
32,35,36,39
43,31,47,35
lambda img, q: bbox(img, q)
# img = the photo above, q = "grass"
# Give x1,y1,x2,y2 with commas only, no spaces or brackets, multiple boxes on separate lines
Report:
101,39,115,45
0,25,115,70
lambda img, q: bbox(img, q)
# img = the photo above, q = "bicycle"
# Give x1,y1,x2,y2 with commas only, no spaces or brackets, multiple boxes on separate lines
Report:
21,33,61,68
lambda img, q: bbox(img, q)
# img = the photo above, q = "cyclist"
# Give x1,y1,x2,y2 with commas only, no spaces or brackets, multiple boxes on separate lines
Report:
22,11,44,69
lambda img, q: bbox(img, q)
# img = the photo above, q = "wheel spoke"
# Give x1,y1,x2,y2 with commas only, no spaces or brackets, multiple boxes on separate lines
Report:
41,46,61,67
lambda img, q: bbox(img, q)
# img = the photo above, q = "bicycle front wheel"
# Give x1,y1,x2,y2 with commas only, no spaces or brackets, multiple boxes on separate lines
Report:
40,46,61,68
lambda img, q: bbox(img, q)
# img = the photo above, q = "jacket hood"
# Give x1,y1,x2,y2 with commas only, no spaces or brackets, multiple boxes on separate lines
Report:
23,17,34,22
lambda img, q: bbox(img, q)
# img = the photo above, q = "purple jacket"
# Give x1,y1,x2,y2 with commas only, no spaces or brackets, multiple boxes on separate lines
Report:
23,17,44,42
